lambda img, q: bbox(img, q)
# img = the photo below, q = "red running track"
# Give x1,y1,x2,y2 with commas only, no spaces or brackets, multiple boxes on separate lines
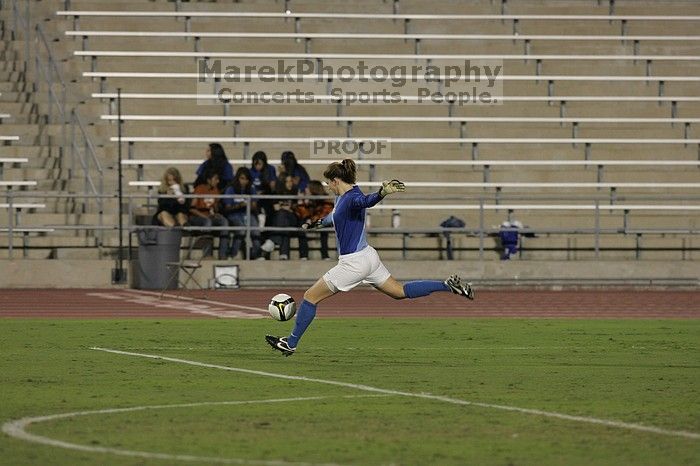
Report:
0,288,698,319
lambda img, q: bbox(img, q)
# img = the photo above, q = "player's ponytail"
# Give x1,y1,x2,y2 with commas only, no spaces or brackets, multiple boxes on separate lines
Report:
323,159,357,184
340,159,356,183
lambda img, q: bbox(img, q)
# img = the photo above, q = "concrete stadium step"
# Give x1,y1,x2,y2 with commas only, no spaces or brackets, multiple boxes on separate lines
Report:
106,142,699,161
0,102,42,115
0,145,66,157
368,166,700,183
5,91,98,108
364,234,695,261
60,1,292,12
1,200,108,215
33,179,118,191
75,14,549,35
4,123,110,139
0,71,26,82
123,160,698,182
0,81,35,93
0,103,103,119
0,114,41,124
0,235,104,248
394,211,697,231
508,1,700,15
0,249,54,260
109,116,688,139
0,212,118,226
110,121,652,139
0,245,118,260
101,120,700,135
83,55,536,76
95,100,563,118
0,124,78,137
87,93,699,118
2,168,67,179
109,121,596,138
92,100,696,119
630,21,700,35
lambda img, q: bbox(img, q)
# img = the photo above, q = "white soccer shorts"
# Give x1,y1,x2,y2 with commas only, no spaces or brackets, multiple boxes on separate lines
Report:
323,245,391,292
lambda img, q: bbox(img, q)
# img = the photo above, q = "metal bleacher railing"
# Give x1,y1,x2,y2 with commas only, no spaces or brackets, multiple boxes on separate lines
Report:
3,192,699,260
93,93,700,121
102,115,700,144
83,71,698,103
75,50,700,79
120,158,700,186
92,93,700,122
110,136,700,163
64,29,700,58
56,10,700,27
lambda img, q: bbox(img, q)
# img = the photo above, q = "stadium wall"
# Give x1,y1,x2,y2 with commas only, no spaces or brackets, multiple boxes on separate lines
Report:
0,259,696,288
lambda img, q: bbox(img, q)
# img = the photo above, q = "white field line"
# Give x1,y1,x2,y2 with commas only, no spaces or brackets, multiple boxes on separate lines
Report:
91,347,700,440
2,395,385,466
125,289,270,316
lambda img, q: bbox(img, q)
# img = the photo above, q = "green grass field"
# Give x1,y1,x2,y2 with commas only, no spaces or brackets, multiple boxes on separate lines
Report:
1,318,698,465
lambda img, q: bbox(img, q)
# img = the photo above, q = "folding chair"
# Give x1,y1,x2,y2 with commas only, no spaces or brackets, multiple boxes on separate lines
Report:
160,234,213,298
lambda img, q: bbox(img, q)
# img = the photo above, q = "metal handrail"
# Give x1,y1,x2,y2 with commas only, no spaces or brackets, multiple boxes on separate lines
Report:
74,113,102,171
28,20,104,223
69,110,104,248
35,24,64,84
34,24,67,136
10,0,30,72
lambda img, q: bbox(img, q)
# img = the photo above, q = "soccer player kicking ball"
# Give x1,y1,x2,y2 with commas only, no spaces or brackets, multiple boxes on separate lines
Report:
266,159,474,356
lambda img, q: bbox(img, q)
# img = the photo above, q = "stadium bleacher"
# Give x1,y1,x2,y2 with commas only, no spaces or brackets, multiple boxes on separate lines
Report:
0,0,698,279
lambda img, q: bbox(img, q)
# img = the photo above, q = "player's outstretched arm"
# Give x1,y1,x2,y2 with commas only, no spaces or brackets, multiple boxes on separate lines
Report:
351,180,406,210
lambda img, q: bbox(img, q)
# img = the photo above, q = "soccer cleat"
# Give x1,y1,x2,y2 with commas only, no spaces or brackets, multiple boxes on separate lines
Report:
445,274,475,300
265,335,296,357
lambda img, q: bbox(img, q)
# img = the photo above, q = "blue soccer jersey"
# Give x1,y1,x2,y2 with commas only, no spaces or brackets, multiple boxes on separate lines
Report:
321,185,383,255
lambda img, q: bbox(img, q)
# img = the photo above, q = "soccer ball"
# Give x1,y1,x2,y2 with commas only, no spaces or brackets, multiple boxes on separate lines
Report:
268,293,297,321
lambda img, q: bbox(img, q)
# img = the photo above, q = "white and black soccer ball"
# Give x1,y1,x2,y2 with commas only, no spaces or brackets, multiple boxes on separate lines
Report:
268,293,297,321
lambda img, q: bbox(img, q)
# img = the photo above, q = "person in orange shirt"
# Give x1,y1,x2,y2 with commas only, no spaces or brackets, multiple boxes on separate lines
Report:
300,180,334,260
189,169,229,259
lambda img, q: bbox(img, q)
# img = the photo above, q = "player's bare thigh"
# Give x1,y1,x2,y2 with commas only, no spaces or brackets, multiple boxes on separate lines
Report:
374,276,406,300
303,276,336,304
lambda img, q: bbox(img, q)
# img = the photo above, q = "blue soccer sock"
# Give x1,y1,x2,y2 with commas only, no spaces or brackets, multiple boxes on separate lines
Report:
287,299,317,348
403,280,450,299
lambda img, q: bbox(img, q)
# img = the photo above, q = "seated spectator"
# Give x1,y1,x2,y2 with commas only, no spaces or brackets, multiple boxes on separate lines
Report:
222,167,262,259
261,174,308,260
300,180,334,260
280,150,310,193
154,167,189,227
250,151,277,231
194,143,233,190
189,169,229,259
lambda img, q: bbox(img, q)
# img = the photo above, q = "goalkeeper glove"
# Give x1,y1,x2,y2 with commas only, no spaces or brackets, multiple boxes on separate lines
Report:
379,179,406,198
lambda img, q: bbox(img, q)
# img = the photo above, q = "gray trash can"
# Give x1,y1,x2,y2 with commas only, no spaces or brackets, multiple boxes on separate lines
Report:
135,229,182,290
